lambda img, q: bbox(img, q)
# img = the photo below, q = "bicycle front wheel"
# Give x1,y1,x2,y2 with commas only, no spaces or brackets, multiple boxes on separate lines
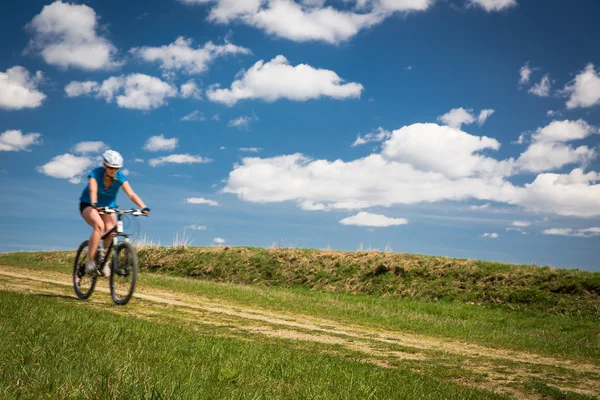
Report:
109,242,138,305
73,240,97,299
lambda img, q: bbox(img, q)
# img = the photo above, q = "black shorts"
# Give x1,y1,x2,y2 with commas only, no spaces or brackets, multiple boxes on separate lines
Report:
79,202,92,215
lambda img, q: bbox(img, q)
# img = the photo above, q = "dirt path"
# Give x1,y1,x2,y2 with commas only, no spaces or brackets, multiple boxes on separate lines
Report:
1,265,598,399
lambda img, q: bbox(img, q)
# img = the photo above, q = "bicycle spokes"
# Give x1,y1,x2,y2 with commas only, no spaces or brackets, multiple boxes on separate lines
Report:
110,242,138,305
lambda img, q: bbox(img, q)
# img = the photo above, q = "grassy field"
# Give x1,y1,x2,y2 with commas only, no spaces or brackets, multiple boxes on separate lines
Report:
0,247,598,399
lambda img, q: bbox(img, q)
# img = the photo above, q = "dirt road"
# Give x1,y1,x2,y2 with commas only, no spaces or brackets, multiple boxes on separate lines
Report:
1,265,598,399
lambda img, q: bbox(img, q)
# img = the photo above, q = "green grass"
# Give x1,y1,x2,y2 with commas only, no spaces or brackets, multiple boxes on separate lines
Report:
1,249,599,362
0,291,507,400
2,247,599,317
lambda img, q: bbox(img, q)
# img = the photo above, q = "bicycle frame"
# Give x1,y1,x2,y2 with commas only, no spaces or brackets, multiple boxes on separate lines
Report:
99,208,143,270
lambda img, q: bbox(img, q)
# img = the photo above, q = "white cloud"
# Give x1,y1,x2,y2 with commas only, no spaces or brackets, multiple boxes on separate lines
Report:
547,110,560,117
180,79,202,99
130,36,250,74
563,64,600,109
0,130,42,151
352,127,391,146
180,0,432,44
144,134,178,152
437,108,475,129
514,168,600,217
186,224,208,230
64,81,99,97
134,158,144,163
340,211,408,227
186,197,219,206
469,0,517,12
26,1,120,70
240,147,261,152
515,120,598,173
528,74,551,97
482,232,499,238
543,227,600,238
181,111,206,121
212,237,226,245
149,154,212,167
477,109,495,125
511,220,530,227
37,153,93,184
65,74,178,110
72,141,107,154
0,66,46,110
519,62,532,84
381,123,510,179
437,107,495,129
228,115,258,128
206,55,363,105
469,203,491,210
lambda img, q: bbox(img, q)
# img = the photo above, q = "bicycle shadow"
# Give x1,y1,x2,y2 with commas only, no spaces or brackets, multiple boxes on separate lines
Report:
35,293,78,302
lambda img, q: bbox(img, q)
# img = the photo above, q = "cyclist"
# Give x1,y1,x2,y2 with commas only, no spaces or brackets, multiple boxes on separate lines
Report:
79,150,150,276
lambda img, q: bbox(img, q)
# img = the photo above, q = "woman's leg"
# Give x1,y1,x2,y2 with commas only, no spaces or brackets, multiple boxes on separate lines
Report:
81,206,105,263
100,213,116,249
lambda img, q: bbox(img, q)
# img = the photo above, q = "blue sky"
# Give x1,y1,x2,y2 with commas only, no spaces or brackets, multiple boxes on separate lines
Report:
1,0,600,271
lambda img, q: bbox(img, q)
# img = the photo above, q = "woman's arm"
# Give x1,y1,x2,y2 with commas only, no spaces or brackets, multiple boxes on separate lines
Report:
121,181,149,212
89,177,99,205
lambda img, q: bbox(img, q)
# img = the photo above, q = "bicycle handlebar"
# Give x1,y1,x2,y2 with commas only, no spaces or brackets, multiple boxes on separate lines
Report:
97,207,148,216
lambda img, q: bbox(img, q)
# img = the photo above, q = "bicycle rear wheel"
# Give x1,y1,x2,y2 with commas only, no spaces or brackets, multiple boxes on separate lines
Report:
109,242,138,305
73,240,97,299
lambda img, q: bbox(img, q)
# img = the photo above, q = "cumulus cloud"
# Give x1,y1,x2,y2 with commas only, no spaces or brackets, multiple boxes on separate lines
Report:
240,147,261,152
339,211,408,227
37,153,94,184
222,121,600,218
515,120,598,173
186,197,219,206
180,80,202,99
212,237,226,245
179,0,432,44
149,154,212,166
144,134,178,152
65,74,178,110
0,130,42,151
130,36,250,74
0,66,46,110
528,74,551,97
352,127,391,146
72,141,107,154
562,64,600,109
468,0,517,12
25,1,120,70
437,107,495,129
381,123,510,179
207,55,363,105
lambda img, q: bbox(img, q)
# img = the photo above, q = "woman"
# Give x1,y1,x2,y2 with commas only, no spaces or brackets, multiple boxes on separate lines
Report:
79,149,150,276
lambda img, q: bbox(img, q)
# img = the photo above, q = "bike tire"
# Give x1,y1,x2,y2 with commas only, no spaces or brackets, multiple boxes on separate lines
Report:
73,240,97,299
109,241,138,305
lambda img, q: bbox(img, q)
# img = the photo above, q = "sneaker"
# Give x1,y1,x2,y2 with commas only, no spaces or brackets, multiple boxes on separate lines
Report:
85,260,99,275
101,260,111,277
95,248,106,265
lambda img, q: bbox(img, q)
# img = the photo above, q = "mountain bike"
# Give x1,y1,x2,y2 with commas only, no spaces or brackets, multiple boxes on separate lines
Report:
73,207,147,305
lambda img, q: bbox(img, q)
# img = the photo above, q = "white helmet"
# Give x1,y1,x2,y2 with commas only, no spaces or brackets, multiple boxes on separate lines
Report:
102,150,123,168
